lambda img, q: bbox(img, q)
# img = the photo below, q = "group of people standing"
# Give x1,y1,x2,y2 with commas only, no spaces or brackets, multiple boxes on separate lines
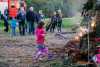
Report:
1,7,45,36
46,10,62,33
1,6,62,36
26,7,45,35
16,7,39,36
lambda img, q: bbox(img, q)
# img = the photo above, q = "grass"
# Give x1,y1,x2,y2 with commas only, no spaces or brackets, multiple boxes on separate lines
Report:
45,18,75,28
0,18,75,30
62,18,75,28
0,20,4,30
62,16,82,28
0,20,3,26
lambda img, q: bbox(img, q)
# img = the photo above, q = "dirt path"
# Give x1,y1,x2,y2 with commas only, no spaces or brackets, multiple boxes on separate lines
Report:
0,29,76,67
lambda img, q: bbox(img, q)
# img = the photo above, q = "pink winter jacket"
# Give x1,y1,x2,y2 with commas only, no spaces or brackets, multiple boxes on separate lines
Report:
35,28,45,44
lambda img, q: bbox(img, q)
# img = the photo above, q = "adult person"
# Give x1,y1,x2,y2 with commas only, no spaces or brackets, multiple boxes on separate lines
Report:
36,10,45,23
4,8,9,19
56,10,63,33
50,11,57,32
17,7,26,36
3,14,9,32
26,7,36,35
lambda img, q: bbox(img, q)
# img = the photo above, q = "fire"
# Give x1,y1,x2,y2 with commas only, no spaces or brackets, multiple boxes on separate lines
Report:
74,36,80,41
78,32,83,37
91,20,96,28
79,27,85,32
79,26,88,33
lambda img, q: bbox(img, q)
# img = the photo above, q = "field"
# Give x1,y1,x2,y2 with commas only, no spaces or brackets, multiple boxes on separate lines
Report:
0,17,80,67
0,18,77,30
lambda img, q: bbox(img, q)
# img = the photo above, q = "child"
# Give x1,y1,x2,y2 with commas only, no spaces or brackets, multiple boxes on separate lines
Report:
10,17,17,36
33,22,48,61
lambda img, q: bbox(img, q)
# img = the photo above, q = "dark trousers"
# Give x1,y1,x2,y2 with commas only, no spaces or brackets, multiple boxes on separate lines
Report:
46,23,52,32
57,21,62,32
19,22,25,35
50,23,56,32
28,22,34,35
4,22,9,32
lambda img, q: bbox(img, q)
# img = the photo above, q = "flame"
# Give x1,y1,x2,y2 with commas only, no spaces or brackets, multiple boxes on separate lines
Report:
74,36,80,40
79,26,88,34
78,32,83,37
79,27,84,32
91,20,96,28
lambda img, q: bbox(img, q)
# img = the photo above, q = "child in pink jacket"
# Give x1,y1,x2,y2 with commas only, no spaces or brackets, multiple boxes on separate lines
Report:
33,22,48,61
36,22,46,50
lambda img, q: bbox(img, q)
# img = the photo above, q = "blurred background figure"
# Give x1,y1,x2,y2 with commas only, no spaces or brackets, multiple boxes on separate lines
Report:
26,6,36,35
50,11,57,32
37,10,45,23
17,7,26,36
56,9,63,33
10,17,17,36
3,13,9,32
4,7,8,19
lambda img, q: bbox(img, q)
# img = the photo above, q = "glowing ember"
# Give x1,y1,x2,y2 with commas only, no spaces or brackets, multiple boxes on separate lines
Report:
74,36,80,40
79,27,85,32
78,32,83,37
79,26,88,33
91,20,96,28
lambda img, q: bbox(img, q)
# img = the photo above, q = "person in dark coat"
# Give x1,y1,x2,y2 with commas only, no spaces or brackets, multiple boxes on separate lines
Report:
50,12,57,32
17,7,26,35
56,10,62,33
3,14,9,32
4,8,9,20
36,10,45,24
26,7,36,34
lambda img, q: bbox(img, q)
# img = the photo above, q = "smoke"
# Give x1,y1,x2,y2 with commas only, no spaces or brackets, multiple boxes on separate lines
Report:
67,0,88,17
